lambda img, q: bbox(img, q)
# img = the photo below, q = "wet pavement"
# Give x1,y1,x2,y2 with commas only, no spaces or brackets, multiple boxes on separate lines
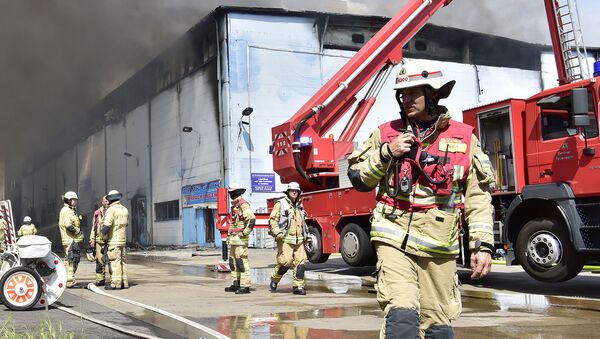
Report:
5,248,600,338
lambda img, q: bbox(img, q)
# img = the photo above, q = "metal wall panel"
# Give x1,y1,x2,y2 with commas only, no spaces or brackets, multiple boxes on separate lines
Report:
90,130,106,209
180,65,221,186
150,88,183,245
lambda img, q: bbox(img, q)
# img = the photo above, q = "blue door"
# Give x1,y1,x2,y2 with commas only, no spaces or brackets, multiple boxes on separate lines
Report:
195,208,206,247
182,207,196,245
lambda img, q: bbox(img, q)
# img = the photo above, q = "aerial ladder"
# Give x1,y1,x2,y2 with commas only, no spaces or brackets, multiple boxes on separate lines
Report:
544,0,591,84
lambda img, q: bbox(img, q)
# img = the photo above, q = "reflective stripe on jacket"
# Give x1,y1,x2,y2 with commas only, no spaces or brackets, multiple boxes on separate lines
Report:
104,201,129,246
269,197,308,245
59,204,84,246
228,198,256,246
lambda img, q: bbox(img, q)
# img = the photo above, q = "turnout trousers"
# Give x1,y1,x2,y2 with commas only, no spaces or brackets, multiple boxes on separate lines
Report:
108,246,128,289
375,242,461,338
270,241,307,288
229,245,251,288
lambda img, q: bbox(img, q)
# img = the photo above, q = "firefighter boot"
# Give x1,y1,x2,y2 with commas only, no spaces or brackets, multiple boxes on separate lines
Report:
293,286,306,295
270,279,278,292
95,280,105,287
225,280,240,292
235,287,251,294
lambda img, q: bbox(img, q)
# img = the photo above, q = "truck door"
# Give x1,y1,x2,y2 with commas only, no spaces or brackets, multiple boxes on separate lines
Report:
533,88,600,196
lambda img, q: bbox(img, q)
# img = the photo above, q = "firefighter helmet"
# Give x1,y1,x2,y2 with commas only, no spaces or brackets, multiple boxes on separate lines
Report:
63,191,78,200
107,190,122,202
23,216,32,224
285,182,301,193
394,59,455,99
228,183,246,194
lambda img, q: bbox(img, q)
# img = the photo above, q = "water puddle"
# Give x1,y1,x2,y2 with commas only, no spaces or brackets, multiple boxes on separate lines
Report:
127,257,600,338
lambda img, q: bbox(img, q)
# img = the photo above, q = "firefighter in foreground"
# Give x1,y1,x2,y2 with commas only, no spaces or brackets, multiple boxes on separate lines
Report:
348,60,495,338
17,216,37,237
101,190,129,290
88,196,109,286
268,182,309,295
58,191,84,288
224,183,256,294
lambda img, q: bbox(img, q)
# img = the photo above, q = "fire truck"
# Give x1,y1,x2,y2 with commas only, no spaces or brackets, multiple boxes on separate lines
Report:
462,1,600,282
218,0,600,282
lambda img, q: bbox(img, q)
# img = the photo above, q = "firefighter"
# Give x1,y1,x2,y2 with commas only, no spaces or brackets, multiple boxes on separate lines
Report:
17,216,37,237
58,191,84,288
88,196,109,286
224,183,256,294
268,182,310,295
101,190,129,290
0,211,7,252
347,60,495,338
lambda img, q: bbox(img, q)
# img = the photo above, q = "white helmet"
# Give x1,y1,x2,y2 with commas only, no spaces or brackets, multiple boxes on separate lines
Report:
23,216,32,223
107,189,122,201
227,183,246,193
285,182,301,193
394,59,455,99
64,191,78,200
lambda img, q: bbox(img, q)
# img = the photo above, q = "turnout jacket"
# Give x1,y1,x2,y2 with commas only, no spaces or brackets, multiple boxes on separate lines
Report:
269,196,308,245
227,197,256,246
59,203,84,246
347,110,495,257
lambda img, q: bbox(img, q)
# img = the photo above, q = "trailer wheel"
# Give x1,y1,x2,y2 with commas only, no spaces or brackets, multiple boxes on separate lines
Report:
516,218,584,282
0,267,43,311
306,225,330,264
341,223,375,266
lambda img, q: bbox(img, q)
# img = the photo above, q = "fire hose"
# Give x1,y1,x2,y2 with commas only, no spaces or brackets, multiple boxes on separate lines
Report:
87,283,229,339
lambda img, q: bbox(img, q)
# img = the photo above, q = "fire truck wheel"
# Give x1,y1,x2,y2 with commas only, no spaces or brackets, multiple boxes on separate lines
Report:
306,225,330,264
341,223,375,266
0,266,43,311
516,218,584,283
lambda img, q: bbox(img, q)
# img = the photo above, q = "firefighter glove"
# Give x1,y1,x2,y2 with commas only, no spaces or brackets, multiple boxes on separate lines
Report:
66,225,77,234
101,225,110,236
275,233,284,241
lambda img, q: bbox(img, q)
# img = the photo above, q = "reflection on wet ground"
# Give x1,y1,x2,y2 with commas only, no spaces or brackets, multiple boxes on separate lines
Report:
202,305,382,339
130,257,600,338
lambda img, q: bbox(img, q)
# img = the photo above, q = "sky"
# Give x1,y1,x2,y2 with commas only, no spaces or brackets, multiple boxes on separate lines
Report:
0,0,598,168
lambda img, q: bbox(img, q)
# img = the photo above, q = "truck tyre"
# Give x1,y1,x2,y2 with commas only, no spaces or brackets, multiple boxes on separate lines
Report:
0,266,43,311
341,223,375,266
306,225,330,264
516,218,584,282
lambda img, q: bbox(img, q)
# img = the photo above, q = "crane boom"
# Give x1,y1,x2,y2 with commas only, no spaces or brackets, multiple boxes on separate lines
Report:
271,0,453,191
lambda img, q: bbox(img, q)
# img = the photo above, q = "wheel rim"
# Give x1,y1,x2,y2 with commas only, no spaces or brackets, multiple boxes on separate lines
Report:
305,232,318,254
527,231,562,267
3,271,39,308
342,231,359,259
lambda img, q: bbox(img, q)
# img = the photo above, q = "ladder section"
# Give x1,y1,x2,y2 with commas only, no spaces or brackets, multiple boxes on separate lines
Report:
551,0,590,83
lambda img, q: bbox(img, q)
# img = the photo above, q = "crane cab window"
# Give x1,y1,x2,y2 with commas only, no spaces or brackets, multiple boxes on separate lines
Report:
539,90,597,140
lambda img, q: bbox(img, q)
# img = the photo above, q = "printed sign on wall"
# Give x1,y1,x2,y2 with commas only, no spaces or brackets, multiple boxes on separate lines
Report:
182,180,220,207
251,173,275,192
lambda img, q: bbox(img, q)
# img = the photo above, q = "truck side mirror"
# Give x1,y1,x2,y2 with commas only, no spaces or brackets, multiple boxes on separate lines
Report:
570,88,590,127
